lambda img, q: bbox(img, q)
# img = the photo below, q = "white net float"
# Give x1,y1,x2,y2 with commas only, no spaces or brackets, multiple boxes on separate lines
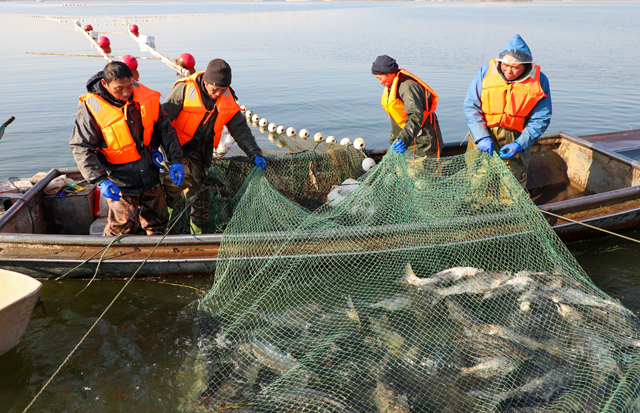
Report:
326,136,337,144
299,129,310,139
340,137,352,146
353,138,366,150
258,118,268,127
313,132,324,142
268,123,277,132
251,114,260,123
244,109,253,119
276,125,286,134
277,140,286,148
286,127,296,137
239,105,246,112
362,157,376,171
268,132,278,142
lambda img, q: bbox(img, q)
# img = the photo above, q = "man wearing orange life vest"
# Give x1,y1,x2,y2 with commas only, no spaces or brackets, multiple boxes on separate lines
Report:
372,55,443,160
70,61,185,236
464,34,552,188
162,58,265,234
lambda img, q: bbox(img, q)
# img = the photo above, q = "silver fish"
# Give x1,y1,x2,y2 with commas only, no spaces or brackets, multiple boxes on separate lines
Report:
398,263,484,288
460,355,519,379
480,324,561,355
370,294,413,312
237,340,298,375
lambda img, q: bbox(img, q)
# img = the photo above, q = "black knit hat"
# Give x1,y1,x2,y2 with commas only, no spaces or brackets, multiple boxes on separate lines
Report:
371,55,399,75
203,59,232,88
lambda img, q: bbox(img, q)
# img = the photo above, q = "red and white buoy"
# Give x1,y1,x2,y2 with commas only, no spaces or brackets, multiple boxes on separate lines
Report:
83,24,93,32
129,24,139,37
120,54,138,71
100,46,112,55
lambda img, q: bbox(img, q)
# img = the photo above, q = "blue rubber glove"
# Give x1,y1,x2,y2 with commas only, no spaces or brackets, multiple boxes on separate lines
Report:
169,163,185,186
499,142,523,159
0,124,5,141
253,156,266,171
476,136,494,156
98,179,121,201
392,139,407,154
151,148,163,169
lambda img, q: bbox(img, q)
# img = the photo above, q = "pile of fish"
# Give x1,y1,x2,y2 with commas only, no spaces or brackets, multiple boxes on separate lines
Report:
190,265,640,412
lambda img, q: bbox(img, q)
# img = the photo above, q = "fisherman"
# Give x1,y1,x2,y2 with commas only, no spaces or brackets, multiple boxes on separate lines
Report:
464,34,552,189
372,55,443,161
69,61,185,236
161,58,266,234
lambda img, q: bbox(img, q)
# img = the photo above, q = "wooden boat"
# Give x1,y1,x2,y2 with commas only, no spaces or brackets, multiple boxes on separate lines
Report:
0,129,638,280
0,269,42,356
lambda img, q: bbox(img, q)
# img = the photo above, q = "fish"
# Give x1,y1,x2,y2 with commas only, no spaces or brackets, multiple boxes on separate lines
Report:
397,263,484,288
544,287,633,316
369,294,413,312
460,355,519,379
373,381,410,413
480,324,561,355
246,389,356,413
237,340,299,375
483,276,537,300
432,271,509,303
556,303,582,323
308,160,320,191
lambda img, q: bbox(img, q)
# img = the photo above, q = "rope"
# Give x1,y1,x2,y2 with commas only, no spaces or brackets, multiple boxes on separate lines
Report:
157,281,206,293
21,200,193,413
540,209,640,244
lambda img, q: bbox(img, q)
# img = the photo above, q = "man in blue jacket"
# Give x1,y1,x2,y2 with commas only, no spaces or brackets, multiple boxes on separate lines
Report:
464,34,552,189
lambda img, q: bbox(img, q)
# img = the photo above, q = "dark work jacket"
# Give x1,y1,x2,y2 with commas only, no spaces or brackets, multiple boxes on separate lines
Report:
69,72,184,194
162,76,262,169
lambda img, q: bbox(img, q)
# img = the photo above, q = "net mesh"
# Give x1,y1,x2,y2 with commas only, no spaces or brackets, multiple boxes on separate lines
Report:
180,145,640,413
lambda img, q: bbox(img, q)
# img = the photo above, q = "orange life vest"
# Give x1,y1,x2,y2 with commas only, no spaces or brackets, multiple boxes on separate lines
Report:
381,69,439,129
381,69,440,160
170,71,241,149
80,81,160,165
481,59,546,132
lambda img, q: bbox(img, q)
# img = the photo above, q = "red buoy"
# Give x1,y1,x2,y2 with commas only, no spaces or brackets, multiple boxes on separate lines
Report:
129,24,139,34
131,69,140,81
84,24,93,32
96,36,110,47
188,67,196,75
100,46,112,55
177,53,196,70
120,54,138,71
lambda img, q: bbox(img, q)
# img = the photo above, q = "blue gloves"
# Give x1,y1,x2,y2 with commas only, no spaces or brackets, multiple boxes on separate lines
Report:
0,124,5,141
476,136,494,156
151,148,163,169
169,163,185,186
391,139,407,154
499,142,523,159
254,156,266,171
98,179,121,201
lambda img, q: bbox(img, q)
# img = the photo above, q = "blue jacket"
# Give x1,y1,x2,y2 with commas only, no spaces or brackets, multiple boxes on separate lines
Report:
463,35,552,151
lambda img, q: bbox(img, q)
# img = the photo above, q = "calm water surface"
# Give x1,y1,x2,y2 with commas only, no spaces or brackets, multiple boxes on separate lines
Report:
1,2,640,412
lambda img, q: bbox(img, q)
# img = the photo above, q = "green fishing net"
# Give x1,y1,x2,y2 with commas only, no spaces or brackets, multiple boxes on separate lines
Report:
180,144,640,412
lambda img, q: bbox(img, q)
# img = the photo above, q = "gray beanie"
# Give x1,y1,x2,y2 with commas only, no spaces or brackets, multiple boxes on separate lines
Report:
203,59,232,88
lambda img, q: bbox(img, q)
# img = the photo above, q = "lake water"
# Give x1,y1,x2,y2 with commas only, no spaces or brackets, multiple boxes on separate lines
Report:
1,1,640,412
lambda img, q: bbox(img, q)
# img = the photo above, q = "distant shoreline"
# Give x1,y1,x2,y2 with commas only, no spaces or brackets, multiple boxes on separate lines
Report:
1,0,633,3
